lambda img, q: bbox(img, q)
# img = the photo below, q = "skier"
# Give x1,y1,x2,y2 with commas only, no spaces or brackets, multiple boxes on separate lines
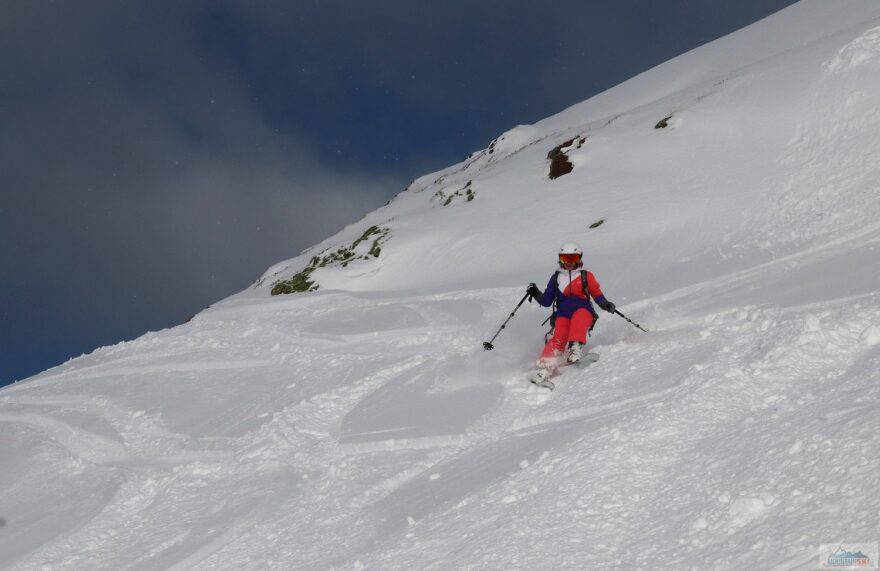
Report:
525,242,616,384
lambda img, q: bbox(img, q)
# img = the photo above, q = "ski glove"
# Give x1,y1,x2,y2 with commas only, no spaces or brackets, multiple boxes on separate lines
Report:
526,283,542,301
596,299,616,313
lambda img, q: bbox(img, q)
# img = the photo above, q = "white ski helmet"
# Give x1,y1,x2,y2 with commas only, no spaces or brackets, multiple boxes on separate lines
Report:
558,242,583,267
558,242,583,256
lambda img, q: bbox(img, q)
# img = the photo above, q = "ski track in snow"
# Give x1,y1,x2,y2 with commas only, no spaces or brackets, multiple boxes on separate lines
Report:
3,277,878,569
4,3,880,568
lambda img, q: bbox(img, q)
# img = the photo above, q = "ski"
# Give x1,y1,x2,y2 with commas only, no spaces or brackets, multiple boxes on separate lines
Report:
569,352,600,366
530,377,556,391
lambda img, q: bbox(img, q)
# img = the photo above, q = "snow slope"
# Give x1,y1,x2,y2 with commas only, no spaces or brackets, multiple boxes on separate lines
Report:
3,1,880,569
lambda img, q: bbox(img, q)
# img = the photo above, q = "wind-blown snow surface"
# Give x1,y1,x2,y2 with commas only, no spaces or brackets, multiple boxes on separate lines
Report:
3,2,880,569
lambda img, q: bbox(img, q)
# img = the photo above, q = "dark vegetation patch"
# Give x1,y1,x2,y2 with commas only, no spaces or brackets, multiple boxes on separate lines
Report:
547,136,586,179
271,226,390,295
655,115,672,129
487,136,502,155
271,266,317,295
433,180,476,206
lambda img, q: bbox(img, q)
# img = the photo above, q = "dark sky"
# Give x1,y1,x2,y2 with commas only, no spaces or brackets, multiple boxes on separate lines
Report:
0,0,798,386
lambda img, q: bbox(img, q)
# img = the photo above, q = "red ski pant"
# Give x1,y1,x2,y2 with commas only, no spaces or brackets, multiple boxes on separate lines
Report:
539,309,594,362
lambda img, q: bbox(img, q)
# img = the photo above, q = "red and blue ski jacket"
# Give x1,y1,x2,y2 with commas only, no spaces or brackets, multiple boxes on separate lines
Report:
537,268,607,319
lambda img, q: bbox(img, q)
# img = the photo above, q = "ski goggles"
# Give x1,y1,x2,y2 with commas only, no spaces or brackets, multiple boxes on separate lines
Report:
558,253,582,264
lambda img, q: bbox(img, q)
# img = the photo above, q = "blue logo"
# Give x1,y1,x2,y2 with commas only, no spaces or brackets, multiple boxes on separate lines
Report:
823,545,874,568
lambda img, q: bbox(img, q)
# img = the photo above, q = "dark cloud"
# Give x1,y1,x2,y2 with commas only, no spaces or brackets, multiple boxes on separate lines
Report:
0,0,797,385
0,1,402,384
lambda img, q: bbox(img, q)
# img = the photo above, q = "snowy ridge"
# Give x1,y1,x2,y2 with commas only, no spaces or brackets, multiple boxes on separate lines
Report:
3,1,880,569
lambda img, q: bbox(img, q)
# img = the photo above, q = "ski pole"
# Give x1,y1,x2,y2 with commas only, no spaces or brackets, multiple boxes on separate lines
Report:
614,309,648,332
483,293,530,350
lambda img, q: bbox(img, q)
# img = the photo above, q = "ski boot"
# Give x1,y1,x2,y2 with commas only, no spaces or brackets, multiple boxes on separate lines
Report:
527,365,555,390
566,342,585,364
